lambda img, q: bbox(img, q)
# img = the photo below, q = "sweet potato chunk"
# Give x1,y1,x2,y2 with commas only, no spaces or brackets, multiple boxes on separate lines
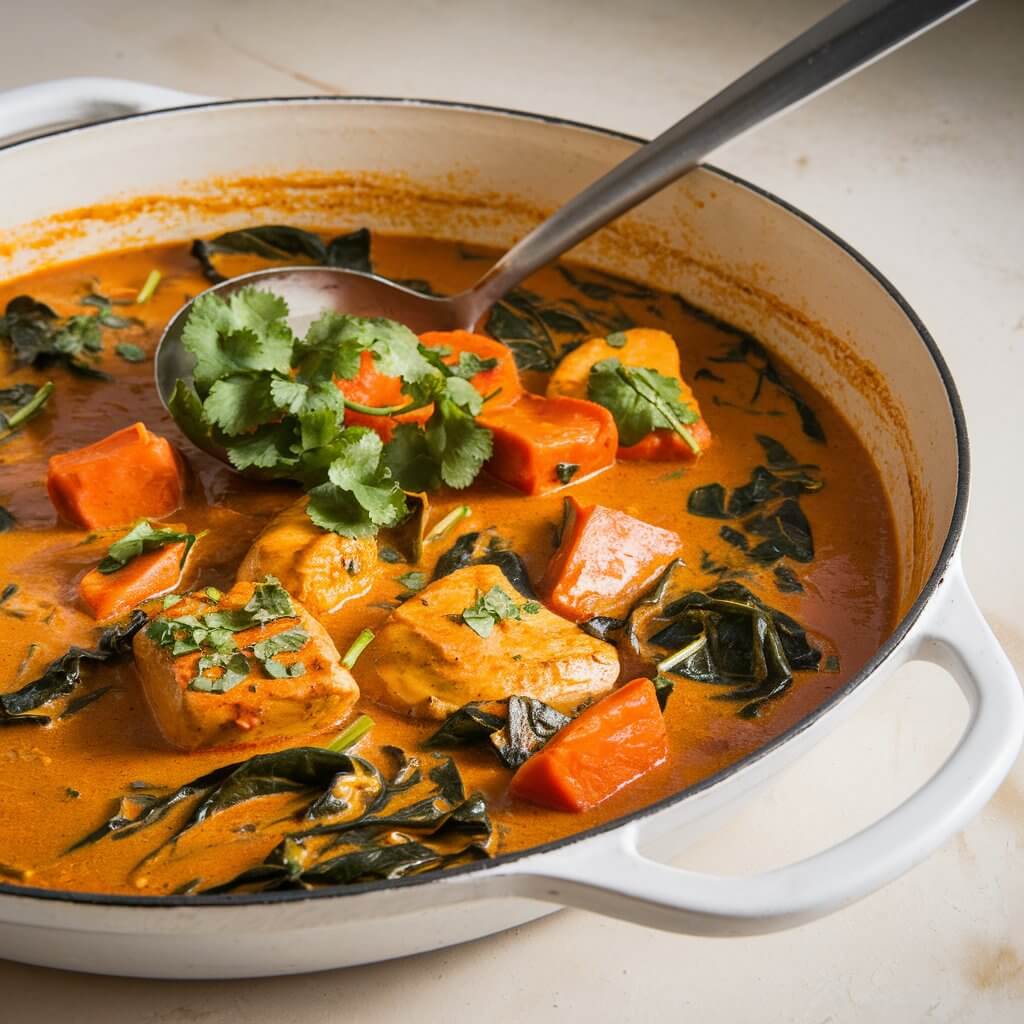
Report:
510,678,669,812
420,330,522,411
542,498,683,622
546,328,711,461
339,330,522,442
79,523,191,621
134,579,358,751
367,564,619,719
479,393,617,496
236,497,377,614
47,422,184,529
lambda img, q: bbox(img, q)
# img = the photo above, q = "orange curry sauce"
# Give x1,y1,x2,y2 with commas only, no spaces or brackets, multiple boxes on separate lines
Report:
0,235,897,895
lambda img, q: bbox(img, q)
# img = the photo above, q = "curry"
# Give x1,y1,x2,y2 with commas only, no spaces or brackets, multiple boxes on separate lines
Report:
0,230,897,896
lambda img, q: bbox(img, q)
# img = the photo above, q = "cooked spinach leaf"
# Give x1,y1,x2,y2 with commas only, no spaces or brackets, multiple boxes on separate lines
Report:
0,380,55,442
424,695,570,770
0,507,14,533
0,296,111,379
687,482,729,519
744,498,814,564
646,581,822,718
555,462,580,484
773,564,805,594
0,611,146,726
190,225,373,283
431,530,537,598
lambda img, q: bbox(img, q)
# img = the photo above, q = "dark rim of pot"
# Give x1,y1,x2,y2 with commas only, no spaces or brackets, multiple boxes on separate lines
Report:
0,95,970,909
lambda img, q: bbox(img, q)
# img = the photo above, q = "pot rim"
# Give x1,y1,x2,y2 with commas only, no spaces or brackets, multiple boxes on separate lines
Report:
0,95,971,910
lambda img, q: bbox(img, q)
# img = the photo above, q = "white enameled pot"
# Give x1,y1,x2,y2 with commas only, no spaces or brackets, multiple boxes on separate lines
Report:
0,79,1020,980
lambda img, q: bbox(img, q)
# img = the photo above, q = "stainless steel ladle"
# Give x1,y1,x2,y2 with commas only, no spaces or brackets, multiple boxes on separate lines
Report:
155,0,975,418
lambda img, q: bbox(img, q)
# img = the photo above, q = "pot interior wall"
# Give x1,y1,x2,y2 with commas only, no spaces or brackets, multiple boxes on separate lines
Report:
0,99,960,618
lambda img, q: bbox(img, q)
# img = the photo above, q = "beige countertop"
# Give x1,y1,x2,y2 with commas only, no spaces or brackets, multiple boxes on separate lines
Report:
0,0,1021,1019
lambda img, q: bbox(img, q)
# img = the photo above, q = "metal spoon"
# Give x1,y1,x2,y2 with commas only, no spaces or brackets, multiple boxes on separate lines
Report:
155,0,975,412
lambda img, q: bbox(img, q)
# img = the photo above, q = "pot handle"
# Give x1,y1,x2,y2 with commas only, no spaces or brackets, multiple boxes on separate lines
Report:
0,77,213,144
500,561,1022,935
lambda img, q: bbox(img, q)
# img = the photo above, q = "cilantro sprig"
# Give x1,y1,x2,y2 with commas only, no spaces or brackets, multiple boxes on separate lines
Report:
97,520,199,575
169,289,494,537
460,585,541,639
587,358,701,454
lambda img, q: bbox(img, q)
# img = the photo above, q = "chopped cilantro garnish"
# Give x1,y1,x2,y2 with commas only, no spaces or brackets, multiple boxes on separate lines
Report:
395,571,427,594
146,577,304,693
460,586,541,639
587,358,701,453
114,342,147,363
97,520,198,575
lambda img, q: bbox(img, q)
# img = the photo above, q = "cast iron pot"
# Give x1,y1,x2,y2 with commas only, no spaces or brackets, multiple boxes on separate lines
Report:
0,78,1020,979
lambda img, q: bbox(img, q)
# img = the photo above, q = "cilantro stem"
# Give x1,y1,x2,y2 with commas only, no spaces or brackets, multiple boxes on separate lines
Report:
327,713,374,752
342,397,431,417
341,628,375,670
424,505,471,543
135,270,162,304
0,381,55,442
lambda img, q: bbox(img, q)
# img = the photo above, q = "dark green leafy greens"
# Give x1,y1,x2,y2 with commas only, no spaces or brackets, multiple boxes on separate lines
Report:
0,611,146,726
705,332,826,443
190,225,373,283
0,296,111,379
431,530,537,598
73,741,495,892
646,582,822,718
0,380,55,442
424,695,571,770
686,435,823,568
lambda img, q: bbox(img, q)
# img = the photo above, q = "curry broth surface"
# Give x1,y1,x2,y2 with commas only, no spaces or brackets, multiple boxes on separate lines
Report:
0,235,897,895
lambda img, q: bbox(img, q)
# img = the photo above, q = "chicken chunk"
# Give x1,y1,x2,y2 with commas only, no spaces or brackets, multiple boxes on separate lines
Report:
236,497,377,614
366,564,619,719
134,578,359,751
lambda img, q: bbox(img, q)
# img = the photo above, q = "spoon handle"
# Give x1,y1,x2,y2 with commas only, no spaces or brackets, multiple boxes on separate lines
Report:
454,0,975,326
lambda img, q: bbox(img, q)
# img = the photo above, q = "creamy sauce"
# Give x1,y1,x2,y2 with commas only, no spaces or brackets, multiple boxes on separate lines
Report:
0,235,898,894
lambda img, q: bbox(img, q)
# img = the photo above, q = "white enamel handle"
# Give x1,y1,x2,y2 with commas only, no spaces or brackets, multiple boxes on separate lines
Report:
0,77,213,145
503,560,1022,935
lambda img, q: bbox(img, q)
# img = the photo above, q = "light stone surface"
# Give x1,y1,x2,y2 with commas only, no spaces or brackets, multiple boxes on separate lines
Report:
0,0,1021,1019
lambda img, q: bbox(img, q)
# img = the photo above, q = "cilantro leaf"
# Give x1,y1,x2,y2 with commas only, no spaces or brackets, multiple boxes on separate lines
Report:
97,520,198,575
587,358,701,452
251,628,309,661
385,397,492,493
449,352,498,380
189,651,252,693
204,375,279,436
114,342,147,363
243,576,296,623
460,585,538,639
182,290,293,390
307,429,407,537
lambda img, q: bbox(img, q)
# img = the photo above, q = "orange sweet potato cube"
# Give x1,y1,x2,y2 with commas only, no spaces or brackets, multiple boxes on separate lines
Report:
541,497,683,621
479,393,617,496
47,422,184,529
